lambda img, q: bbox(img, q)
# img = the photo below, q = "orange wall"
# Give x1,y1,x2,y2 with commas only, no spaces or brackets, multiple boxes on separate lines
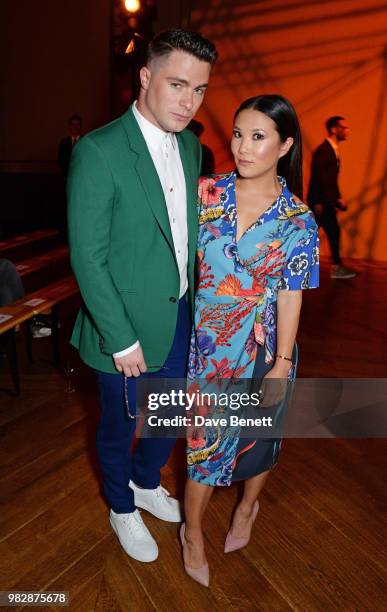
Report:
191,0,387,261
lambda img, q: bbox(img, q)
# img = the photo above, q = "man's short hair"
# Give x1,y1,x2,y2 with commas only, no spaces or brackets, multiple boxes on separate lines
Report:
69,114,82,123
326,116,345,135
146,29,218,66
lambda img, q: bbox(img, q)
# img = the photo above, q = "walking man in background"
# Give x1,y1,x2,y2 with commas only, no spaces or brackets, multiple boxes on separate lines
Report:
307,116,356,279
68,29,217,563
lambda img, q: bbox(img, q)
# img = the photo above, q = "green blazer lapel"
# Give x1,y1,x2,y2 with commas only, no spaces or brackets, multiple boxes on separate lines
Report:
120,107,174,250
177,132,198,275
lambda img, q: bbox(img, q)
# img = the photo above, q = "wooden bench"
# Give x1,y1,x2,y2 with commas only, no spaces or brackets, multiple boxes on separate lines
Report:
0,276,79,395
14,245,70,292
0,229,60,262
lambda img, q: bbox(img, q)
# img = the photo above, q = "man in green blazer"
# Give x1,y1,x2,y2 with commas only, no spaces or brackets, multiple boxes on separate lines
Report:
68,30,217,563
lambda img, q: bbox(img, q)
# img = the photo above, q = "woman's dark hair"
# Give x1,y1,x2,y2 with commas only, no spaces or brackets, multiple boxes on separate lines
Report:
233,94,303,199
147,29,218,66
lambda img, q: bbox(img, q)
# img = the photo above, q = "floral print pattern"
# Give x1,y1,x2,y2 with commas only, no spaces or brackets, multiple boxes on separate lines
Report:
187,172,319,485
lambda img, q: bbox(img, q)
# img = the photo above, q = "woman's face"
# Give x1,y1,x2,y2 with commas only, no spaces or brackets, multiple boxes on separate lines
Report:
231,108,293,180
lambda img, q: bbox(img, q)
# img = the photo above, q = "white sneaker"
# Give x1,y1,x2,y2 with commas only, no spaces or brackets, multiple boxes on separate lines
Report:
129,481,182,522
31,325,52,338
110,509,158,562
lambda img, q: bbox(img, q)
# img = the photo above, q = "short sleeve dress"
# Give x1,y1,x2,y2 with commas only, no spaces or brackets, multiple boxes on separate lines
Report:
186,172,319,486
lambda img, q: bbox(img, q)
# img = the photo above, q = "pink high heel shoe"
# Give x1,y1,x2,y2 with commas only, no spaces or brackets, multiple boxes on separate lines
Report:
179,523,209,587
224,500,259,553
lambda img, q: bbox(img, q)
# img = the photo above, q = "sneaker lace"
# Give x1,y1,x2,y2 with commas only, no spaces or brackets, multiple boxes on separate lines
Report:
156,485,170,500
121,511,144,536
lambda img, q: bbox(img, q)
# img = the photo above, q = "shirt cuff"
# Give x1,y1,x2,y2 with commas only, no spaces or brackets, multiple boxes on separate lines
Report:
113,340,140,358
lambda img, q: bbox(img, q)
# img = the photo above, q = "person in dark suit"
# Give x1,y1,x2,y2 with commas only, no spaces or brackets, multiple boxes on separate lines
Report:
57,114,83,179
57,115,83,240
187,119,215,175
307,116,356,279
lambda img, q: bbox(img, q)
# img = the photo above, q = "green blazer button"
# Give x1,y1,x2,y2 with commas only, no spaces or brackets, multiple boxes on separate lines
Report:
169,297,177,303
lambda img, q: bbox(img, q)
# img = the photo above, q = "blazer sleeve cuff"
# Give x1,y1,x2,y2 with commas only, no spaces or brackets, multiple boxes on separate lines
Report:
113,340,140,358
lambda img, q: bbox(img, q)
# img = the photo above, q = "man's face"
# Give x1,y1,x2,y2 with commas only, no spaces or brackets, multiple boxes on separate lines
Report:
138,50,212,132
333,120,349,141
69,119,82,137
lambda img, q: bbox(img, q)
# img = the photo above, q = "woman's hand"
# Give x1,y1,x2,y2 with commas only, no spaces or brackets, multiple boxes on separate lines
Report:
260,361,291,408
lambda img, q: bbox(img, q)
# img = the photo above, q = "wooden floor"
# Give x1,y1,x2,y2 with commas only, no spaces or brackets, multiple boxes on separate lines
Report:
0,259,386,611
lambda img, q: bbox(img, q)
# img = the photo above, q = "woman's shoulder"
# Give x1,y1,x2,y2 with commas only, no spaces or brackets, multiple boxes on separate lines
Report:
290,194,303,206
199,171,233,188
288,191,316,219
279,191,318,231
198,171,234,204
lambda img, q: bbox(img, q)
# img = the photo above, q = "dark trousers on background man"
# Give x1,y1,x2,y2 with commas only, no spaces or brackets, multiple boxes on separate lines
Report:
316,206,341,266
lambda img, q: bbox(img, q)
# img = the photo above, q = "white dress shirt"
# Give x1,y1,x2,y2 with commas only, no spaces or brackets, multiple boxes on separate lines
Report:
326,137,339,160
113,101,188,358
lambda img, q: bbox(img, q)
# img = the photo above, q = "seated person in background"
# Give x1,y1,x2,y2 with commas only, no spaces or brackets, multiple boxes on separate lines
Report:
0,259,50,338
0,259,24,307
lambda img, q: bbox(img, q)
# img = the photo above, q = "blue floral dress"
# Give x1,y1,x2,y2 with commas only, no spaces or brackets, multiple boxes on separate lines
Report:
186,172,319,486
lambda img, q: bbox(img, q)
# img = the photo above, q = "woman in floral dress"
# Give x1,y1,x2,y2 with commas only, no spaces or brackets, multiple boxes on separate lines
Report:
180,95,319,587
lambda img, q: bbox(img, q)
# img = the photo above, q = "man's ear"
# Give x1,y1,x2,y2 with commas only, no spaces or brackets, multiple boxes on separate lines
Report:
279,137,294,159
139,66,151,91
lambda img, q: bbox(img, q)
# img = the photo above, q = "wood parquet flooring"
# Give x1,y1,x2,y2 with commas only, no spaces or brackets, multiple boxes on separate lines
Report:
0,258,386,611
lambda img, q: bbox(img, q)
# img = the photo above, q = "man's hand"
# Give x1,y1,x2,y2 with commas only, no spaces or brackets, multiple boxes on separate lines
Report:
314,203,324,216
113,345,147,378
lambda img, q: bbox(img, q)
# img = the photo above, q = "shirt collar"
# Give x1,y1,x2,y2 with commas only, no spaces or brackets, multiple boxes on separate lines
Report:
132,101,176,151
222,171,289,223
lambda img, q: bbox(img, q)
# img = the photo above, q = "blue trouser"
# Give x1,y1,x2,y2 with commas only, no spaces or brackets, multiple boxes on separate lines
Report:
95,296,190,513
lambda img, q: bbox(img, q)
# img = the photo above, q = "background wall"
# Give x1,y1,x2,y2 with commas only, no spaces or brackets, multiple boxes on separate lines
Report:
0,0,111,174
1,1,386,259
191,0,387,261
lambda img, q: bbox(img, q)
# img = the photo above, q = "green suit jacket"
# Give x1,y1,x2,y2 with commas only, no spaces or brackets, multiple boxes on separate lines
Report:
67,105,201,373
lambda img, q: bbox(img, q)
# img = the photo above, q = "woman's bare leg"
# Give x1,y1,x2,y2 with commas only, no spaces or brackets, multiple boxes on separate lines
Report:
183,478,214,568
230,470,270,538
